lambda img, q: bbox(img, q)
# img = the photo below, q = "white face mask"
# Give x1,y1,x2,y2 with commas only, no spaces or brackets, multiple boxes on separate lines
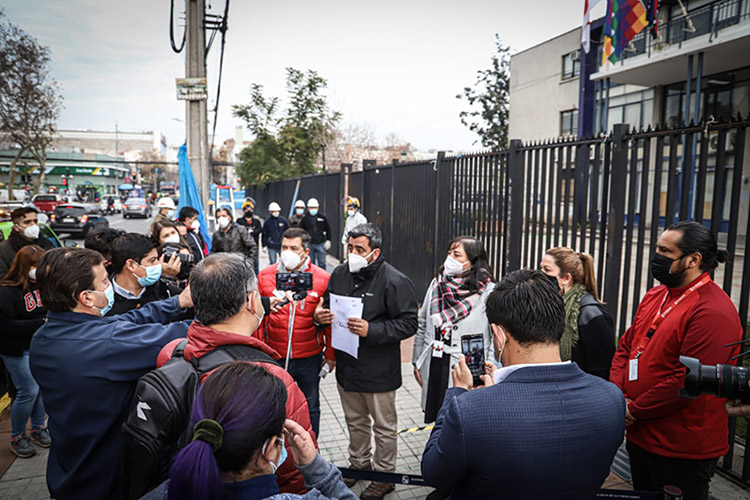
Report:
190,220,200,230
19,224,40,240
347,209,355,217
28,268,37,280
217,216,230,229
348,250,374,273
444,255,468,277
280,249,303,270
495,327,507,365
163,234,180,244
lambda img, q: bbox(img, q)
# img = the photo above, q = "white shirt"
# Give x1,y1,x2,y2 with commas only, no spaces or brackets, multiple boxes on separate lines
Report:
112,275,145,300
493,361,571,384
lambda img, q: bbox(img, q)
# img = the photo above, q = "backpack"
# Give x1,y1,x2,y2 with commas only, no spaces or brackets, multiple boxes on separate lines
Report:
120,340,280,500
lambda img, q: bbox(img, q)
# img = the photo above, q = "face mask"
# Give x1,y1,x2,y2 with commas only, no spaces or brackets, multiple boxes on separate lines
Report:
261,436,286,474
348,250,374,274
544,272,560,292
281,249,303,270
495,327,507,365
347,209,355,217
309,208,318,216
134,263,162,287
244,210,254,219
444,255,468,277
190,220,200,231
19,224,40,240
295,208,305,216
28,268,37,280
88,284,115,316
217,216,230,229
651,252,687,288
166,209,175,218
163,234,181,244
270,211,280,218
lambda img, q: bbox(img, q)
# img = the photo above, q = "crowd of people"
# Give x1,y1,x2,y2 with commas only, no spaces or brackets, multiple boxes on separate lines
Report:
0,195,745,500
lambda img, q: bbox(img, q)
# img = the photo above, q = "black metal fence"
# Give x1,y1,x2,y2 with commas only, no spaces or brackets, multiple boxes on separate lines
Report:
249,116,750,484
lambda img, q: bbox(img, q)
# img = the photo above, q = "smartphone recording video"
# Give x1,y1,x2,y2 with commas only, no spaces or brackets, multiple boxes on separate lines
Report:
461,334,485,386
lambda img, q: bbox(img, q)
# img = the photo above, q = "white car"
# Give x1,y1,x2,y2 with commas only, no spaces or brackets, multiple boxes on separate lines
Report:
100,198,122,214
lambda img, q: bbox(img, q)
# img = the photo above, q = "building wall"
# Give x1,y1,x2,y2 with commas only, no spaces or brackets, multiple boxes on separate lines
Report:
52,130,163,156
509,27,582,142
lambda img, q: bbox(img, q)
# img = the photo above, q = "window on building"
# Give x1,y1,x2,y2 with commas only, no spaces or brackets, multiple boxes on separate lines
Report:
562,51,581,80
561,109,578,136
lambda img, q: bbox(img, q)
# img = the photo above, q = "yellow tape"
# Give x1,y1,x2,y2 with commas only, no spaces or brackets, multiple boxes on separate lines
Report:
0,393,10,415
397,424,434,435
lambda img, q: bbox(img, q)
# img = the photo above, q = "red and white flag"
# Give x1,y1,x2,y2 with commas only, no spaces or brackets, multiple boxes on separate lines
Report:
582,0,603,53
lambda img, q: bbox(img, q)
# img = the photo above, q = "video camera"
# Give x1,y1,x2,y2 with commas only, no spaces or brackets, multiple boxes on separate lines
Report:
162,245,195,265
680,356,750,404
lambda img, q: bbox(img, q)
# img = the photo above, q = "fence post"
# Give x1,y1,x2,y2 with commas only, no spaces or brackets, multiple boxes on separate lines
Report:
506,140,524,274
340,163,351,255
389,160,396,259
433,152,446,271
603,124,629,322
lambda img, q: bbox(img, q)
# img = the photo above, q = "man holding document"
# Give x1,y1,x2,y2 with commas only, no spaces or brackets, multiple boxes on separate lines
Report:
314,223,418,500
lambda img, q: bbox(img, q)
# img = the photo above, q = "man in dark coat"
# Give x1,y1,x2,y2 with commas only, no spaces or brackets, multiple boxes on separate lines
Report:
314,222,418,500
300,197,332,269
0,207,54,277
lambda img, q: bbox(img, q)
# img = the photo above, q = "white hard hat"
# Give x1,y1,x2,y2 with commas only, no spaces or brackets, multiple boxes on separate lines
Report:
268,202,281,212
294,199,306,208
157,197,176,209
307,198,319,207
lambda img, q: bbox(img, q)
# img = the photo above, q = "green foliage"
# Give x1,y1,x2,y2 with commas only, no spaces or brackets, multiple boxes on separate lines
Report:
232,68,340,187
457,34,510,151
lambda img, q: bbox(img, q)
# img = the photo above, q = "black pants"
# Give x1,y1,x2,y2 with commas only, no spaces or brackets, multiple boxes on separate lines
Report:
626,440,717,500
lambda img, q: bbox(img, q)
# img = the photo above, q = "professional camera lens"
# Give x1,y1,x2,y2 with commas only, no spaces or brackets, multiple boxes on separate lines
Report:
680,356,750,404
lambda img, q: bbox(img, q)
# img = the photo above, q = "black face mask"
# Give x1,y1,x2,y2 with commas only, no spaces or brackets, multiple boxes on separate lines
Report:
651,252,687,288
543,271,560,292
244,210,253,219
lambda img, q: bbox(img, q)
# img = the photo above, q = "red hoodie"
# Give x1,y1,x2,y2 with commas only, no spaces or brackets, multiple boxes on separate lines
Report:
610,272,742,459
157,322,316,495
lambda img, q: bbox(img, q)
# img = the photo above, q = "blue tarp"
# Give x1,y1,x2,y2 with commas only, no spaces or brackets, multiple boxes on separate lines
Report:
177,144,212,248
118,183,134,190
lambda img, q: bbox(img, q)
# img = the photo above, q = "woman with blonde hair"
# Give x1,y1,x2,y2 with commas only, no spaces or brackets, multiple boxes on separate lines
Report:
540,247,615,379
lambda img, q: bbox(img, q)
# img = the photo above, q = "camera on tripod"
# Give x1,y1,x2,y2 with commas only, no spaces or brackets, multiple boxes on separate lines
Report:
679,356,750,404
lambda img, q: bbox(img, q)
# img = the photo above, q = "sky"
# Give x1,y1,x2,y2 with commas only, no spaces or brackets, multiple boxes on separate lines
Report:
3,0,598,153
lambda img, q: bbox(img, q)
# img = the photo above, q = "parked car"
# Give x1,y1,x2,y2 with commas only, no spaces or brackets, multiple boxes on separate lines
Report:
32,193,64,214
50,203,109,237
100,198,122,215
123,197,152,219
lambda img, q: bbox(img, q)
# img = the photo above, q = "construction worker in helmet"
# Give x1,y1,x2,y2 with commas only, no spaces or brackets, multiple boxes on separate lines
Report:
342,196,367,246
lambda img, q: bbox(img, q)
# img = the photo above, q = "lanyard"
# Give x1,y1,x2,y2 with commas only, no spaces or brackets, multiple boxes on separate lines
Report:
634,275,711,359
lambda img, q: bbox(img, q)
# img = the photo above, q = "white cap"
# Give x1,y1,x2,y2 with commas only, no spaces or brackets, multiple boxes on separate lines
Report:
307,198,319,207
268,202,281,212
294,199,306,208
157,197,176,209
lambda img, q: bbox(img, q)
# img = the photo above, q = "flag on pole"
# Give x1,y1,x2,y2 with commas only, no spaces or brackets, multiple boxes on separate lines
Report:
602,0,648,64
647,0,661,37
582,0,602,53
602,0,614,65
177,143,212,248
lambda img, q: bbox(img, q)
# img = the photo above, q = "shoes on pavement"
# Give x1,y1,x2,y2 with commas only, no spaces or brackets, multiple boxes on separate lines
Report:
360,481,395,500
10,434,36,458
30,426,52,448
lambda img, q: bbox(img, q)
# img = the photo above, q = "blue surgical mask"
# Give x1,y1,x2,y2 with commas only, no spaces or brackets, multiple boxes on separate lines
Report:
134,263,162,287
347,209,355,217
309,208,318,216
262,436,286,474
89,284,115,316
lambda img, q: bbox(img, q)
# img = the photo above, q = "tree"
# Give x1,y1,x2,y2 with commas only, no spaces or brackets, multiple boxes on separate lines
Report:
0,9,63,198
232,68,340,187
457,34,510,151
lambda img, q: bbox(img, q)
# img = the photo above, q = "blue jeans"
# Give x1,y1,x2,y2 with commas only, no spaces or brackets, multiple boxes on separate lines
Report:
268,248,280,265
2,351,45,436
309,243,327,270
287,352,322,438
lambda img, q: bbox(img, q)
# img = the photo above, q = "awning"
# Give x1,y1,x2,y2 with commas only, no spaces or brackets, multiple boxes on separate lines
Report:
118,183,134,190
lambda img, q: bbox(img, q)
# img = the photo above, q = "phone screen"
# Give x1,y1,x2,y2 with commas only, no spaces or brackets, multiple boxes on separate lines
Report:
461,334,485,386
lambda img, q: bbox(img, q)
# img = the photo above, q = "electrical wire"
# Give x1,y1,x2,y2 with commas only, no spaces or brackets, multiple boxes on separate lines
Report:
209,0,229,167
170,0,186,53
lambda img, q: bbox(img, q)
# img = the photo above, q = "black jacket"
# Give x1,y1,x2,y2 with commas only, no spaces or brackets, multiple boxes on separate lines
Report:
0,284,46,356
183,227,205,263
0,230,54,278
211,223,258,265
571,292,616,380
106,279,185,317
237,216,263,245
261,216,290,250
300,213,332,244
324,256,418,393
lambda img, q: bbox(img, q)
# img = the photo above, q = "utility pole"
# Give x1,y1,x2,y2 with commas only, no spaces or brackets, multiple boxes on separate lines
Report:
185,0,210,211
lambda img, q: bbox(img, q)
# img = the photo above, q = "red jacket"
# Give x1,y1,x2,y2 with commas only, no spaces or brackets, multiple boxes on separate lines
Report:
157,322,316,495
257,260,333,361
610,273,742,459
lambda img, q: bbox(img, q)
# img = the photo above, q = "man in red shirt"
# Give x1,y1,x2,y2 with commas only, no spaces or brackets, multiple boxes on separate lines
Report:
257,228,333,437
610,221,742,500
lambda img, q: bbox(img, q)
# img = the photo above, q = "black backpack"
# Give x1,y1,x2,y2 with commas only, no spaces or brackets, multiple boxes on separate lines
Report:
120,340,280,500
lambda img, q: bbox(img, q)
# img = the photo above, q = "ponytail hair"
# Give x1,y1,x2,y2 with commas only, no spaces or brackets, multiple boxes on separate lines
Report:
667,220,727,271
167,362,288,500
545,247,602,302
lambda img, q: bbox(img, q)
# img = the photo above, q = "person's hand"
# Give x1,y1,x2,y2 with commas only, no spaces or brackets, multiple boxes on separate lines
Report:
178,284,193,309
413,364,423,387
161,253,182,277
283,419,317,467
314,304,334,325
322,358,336,372
452,355,474,391
324,240,331,251
347,318,369,338
262,247,268,255
270,292,294,313
625,398,637,427
725,400,750,418
479,361,496,387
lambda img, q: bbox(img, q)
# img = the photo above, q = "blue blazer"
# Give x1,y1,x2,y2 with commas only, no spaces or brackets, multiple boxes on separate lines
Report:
421,362,625,499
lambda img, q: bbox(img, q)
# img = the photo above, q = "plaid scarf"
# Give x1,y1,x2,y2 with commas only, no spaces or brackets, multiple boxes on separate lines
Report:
429,273,489,328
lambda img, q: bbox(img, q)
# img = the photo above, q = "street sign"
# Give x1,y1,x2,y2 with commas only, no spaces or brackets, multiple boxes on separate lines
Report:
175,78,208,101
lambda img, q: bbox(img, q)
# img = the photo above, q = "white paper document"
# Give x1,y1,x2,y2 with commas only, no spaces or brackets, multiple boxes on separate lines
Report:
330,293,363,359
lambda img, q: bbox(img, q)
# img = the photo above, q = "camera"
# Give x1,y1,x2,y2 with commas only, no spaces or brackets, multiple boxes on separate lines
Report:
163,245,195,265
276,272,313,292
679,356,750,404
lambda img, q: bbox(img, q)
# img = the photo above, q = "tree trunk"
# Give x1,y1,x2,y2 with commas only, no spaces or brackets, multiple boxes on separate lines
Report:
31,147,47,196
6,147,26,201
